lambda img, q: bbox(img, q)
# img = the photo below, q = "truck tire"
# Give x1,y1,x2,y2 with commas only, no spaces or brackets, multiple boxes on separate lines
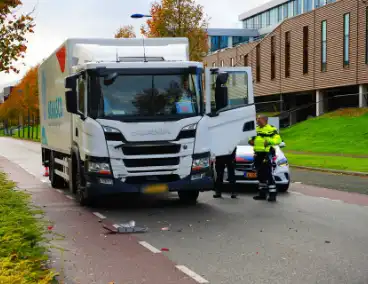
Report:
50,152,66,189
178,191,199,205
75,161,94,207
277,183,290,193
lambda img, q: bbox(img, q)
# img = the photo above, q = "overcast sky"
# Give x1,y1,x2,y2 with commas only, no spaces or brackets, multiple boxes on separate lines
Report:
0,0,269,88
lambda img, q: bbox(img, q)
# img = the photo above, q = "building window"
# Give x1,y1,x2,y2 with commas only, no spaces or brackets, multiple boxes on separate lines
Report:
270,7,278,25
266,11,270,26
303,26,309,74
221,60,224,67
244,54,248,66
283,4,289,19
256,45,261,82
230,58,234,66
366,8,368,64
321,20,327,72
288,1,294,17
278,6,283,22
285,31,291,78
295,0,302,15
271,36,276,80
343,13,350,67
261,13,267,28
212,62,216,67
304,0,312,12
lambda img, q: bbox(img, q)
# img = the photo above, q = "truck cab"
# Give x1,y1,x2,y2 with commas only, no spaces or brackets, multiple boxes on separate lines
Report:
39,38,256,206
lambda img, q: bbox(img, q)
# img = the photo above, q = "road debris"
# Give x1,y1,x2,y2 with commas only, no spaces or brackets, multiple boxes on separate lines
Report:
102,219,148,234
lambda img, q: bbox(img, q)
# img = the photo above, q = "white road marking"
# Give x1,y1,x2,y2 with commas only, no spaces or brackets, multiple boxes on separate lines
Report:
112,224,120,229
290,191,303,195
65,195,74,200
175,265,209,283
56,189,63,194
40,179,49,183
138,241,162,254
92,212,106,219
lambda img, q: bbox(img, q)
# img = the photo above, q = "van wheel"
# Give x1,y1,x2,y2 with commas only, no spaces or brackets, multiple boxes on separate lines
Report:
178,191,199,205
75,162,93,206
50,152,66,189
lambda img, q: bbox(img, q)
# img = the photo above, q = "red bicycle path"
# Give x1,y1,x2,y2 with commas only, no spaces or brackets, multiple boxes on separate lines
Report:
0,156,199,284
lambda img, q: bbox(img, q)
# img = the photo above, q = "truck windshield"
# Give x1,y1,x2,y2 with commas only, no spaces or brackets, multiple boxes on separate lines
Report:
89,70,202,121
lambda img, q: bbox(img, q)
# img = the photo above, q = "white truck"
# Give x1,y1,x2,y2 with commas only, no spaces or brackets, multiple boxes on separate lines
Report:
38,37,256,206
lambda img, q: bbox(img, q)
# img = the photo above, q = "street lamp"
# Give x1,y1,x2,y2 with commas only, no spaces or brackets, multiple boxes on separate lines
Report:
130,13,152,63
130,14,152,19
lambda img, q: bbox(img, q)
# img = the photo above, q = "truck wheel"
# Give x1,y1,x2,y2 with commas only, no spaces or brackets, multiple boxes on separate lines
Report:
75,162,94,207
277,183,290,193
178,191,199,204
50,152,66,189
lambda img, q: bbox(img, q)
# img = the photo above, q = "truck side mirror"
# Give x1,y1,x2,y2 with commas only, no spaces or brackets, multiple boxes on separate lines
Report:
65,90,78,114
65,76,76,89
214,72,229,111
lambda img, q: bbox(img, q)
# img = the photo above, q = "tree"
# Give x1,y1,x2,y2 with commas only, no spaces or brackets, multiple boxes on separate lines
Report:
0,0,35,73
140,0,209,61
0,65,39,122
114,25,136,38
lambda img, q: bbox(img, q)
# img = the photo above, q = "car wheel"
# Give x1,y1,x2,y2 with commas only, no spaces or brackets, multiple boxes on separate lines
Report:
277,183,290,193
178,191,199,205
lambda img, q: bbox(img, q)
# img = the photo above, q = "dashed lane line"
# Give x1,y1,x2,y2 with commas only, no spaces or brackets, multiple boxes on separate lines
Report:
92,212,106,219
175,265,209,283
138,241,162,254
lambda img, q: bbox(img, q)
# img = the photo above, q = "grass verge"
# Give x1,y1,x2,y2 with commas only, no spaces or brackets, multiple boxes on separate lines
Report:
0,172,56,283
281,108,368,155
0,126,40,142
287,153,368,173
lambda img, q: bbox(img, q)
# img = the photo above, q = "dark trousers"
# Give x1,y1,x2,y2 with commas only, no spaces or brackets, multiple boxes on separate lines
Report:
215,151,236,194
254,152,276,195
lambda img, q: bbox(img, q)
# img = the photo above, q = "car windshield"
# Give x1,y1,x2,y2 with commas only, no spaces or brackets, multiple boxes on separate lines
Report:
89,70,202,121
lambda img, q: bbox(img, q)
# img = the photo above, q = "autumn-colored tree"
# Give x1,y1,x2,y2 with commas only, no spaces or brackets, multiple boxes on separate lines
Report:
140,0,209,61
0,0,35,73
0,65,39,123
114,25,136,38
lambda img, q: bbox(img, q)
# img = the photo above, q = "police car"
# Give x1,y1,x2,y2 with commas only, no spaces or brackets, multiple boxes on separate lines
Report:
223,142,290,192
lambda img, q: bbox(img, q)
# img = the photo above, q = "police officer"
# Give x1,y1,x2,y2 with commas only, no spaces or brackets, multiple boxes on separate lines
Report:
248,115,282,202
213,148,237,199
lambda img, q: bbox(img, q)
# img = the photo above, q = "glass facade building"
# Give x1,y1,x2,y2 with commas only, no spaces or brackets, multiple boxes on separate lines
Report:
242,0,336,30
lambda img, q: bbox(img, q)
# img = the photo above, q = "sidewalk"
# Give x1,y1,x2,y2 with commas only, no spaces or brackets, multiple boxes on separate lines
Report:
0,156,199,284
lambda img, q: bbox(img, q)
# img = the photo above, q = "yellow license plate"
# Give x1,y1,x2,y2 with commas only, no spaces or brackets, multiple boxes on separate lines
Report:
143,184,168,194
246,172,257,178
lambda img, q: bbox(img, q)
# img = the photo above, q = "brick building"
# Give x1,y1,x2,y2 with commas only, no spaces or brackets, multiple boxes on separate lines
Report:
204,0,368,124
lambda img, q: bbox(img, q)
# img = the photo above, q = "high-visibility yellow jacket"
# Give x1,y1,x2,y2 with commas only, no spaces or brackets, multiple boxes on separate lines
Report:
249,124,282,153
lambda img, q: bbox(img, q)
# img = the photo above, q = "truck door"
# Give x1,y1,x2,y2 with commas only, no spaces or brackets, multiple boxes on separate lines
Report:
205,67,256,157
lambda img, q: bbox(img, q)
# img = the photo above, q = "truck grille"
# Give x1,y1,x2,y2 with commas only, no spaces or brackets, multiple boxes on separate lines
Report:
121,143,180,155
123,157,180,168
125,174,180,184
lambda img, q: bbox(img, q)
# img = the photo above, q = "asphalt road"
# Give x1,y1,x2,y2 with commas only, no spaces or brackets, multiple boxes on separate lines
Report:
1,137,368,284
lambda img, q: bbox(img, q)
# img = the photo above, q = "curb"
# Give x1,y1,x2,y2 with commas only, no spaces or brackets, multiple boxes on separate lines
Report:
290,165,368,177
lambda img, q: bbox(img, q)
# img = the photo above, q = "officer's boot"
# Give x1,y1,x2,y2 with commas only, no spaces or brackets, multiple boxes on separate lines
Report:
267,185,277,202
253,183,267,200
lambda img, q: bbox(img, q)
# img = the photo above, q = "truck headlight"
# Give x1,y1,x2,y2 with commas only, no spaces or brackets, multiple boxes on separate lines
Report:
87,162,111,174
182,123,197,131
102,126,120,133
192,157,210,171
